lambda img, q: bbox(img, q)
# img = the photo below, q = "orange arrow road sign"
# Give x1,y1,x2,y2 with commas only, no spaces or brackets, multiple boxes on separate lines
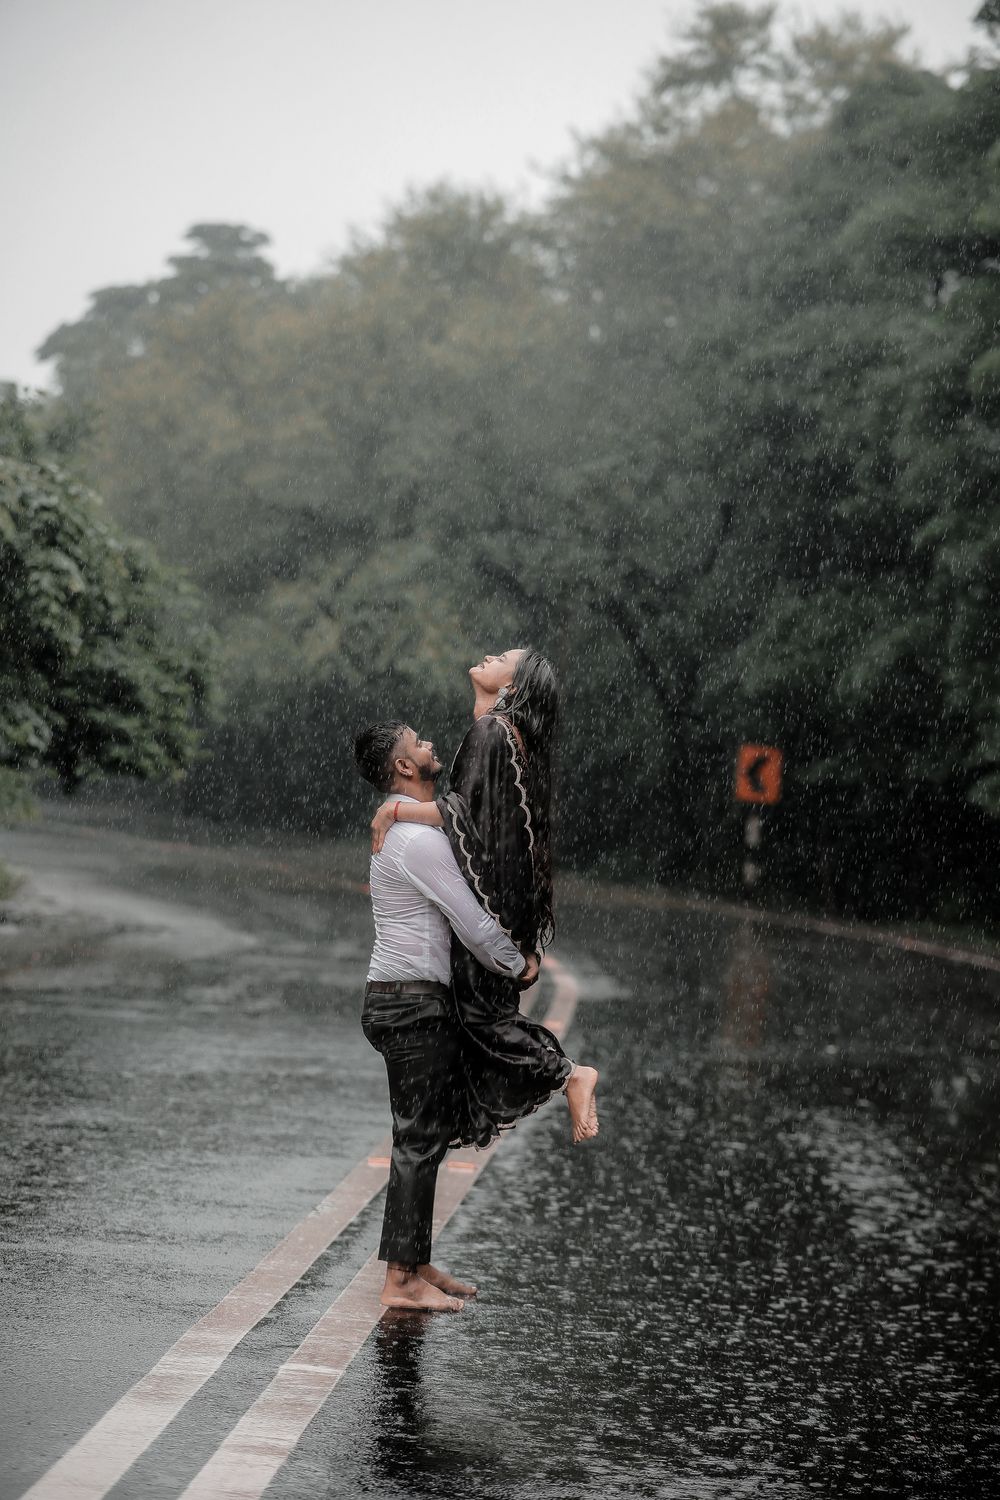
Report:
735,744,783,805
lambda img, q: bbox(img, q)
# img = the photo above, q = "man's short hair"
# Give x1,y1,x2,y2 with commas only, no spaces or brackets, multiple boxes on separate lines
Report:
354,721,407,793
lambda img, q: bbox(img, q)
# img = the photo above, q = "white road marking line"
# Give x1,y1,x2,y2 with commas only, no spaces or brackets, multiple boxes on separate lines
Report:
16,1145,393,1500
178,958,580,1500
16,957,581,1500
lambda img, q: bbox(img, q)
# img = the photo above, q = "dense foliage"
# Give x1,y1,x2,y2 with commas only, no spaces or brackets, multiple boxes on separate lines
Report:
0,390,212,808
25,5,1000,920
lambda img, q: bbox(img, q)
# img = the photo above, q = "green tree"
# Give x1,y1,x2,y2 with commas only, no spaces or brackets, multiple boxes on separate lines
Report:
30,6,1000,922
0,391,213,798
38,223,278,404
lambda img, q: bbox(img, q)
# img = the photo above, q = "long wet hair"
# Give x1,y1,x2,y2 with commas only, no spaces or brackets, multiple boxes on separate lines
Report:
494,647,559,945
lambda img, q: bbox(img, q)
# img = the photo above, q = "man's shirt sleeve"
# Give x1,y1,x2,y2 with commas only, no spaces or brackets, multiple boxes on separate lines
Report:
400,831,527,977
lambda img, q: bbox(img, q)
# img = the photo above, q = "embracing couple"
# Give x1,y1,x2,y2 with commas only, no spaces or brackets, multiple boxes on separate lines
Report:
353,646,599,1313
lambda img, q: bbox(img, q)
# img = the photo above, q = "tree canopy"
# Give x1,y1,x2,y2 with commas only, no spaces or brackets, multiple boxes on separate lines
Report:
0,390,212,807
25,2,1000,920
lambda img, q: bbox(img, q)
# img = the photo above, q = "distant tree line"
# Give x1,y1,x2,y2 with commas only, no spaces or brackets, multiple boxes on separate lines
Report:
14,2,1000,923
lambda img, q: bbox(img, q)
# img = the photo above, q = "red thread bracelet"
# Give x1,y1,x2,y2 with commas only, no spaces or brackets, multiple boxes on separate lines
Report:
393,800,402,822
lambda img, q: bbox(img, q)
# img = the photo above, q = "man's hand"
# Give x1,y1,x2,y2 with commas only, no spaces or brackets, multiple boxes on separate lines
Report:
371,801,396,853
518,952,540,990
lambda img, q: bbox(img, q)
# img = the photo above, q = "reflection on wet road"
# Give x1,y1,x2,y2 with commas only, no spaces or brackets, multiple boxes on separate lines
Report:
2,814,999,1498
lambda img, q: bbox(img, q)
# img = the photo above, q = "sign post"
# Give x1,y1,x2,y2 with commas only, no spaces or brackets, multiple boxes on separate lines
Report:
734,744,783,894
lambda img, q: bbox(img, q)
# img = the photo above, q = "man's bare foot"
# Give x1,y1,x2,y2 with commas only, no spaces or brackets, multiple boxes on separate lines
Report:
417,1262,478,1297
565,1064,600,1143
380,1267,465,1312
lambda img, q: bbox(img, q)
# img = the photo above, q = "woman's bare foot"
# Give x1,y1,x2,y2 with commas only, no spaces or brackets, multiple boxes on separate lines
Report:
418,1262,478,1297
565,1065,599,1143
380,1267,465,1312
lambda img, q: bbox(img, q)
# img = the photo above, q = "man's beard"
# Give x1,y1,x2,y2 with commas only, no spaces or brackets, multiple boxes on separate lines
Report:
418,763,442,784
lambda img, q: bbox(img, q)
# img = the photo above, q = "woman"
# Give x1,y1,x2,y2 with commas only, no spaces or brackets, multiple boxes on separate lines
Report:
370,647,599,1148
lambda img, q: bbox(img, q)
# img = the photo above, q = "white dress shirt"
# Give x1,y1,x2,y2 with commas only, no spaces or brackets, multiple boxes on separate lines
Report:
367,796,526,983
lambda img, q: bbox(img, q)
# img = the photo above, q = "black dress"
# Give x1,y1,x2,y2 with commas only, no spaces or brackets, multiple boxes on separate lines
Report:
437,711,572,1148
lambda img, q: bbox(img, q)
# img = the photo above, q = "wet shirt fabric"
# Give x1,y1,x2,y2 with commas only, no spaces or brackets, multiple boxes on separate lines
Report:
366,799,526,984
438,712,572,1148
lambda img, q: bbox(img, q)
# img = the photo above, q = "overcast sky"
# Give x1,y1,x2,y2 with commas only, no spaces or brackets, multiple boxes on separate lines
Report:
1,0,986,388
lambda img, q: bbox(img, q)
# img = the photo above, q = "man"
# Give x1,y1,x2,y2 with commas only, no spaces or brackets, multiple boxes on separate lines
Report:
353,720,538,1313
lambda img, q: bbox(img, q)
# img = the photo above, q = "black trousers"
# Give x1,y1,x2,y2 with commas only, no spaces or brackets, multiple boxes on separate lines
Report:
362,982,463,1267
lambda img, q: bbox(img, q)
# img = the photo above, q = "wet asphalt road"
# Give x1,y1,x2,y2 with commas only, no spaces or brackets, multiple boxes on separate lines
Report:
1,811,999,1499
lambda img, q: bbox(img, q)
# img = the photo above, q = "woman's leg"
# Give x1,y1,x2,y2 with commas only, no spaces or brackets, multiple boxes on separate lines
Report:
450,954,597,1142
563,1063,600,1143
